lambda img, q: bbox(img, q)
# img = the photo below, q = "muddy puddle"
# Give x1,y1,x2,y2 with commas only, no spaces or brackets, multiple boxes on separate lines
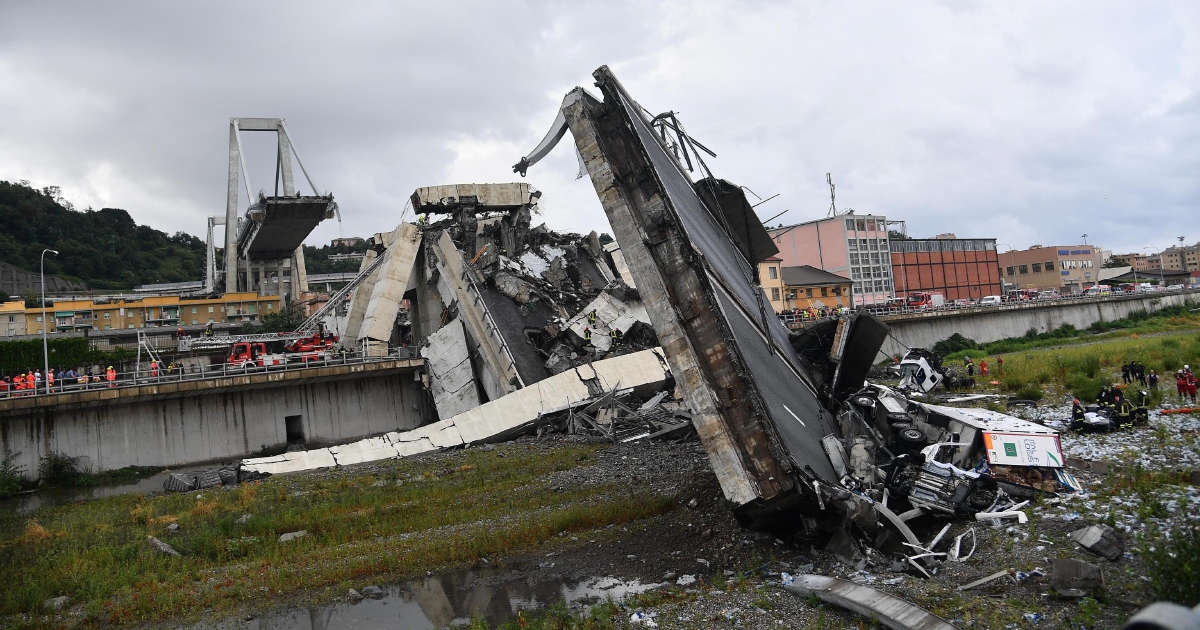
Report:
0,467,201,514
203,567,661,629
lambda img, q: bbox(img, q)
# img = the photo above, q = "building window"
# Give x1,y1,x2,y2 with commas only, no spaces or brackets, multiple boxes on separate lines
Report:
821,287,828,297
1032,263,1041,273
1006,266,1015,276
768,266,777,280
787,290,797,299
845,218,855,230
833,287,841,296
267,303,273,310
1019,265,1029,274
208,306,214,313
856,219,865,231
1045,261,1053,270
192,307,198,314
771,288,780,301
806,288,813,297
104,313,110,319
848,240,858,251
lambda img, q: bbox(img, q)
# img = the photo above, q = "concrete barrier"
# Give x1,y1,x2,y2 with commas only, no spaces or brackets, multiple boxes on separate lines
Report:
878,291,1198,359
0,358,429,480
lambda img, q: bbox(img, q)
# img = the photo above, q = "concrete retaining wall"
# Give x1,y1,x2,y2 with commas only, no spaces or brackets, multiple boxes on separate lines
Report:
879,291,1199,359
0,361,429,480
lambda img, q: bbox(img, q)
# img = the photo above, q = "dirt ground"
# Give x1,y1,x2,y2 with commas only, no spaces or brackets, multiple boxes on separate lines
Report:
191,400,1198,630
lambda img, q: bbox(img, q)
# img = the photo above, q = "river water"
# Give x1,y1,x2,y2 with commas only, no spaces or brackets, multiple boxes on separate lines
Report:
200,567,660,629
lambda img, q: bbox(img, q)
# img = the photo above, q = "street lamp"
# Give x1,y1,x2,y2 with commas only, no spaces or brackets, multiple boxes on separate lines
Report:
41,249,58,395
1081,234,1088,245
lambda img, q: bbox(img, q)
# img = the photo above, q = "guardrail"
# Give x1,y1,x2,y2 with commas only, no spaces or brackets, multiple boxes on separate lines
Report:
777,285,1199,323
0,349,419,400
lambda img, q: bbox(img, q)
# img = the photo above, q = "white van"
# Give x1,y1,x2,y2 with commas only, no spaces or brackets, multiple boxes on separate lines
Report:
979,295,1002,306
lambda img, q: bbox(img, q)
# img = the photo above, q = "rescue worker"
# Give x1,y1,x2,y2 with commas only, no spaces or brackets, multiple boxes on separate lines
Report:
1148,369,1159,390
587,310,597,326
151,360,160,379
1136,361,1147,386
1178,370,1188,402
105,365,116,388
583,327,592,344
610,327,623,348
0,376,8,396
13,373,24,394
47,369,54,391
204,322,214,337
1121,362,1131,384
980,360,988,377
1188,370,1199,405
996,356,1004,374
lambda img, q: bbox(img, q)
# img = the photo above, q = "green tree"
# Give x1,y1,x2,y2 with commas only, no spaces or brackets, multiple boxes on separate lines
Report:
258,301,306,333
0,180,206,290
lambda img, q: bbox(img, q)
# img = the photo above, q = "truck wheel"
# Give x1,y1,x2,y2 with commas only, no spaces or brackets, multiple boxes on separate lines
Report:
897,428,926,453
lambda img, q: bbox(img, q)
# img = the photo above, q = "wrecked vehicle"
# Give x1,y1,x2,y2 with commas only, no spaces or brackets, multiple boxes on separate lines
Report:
1070,387,1149,432
897,348,975,393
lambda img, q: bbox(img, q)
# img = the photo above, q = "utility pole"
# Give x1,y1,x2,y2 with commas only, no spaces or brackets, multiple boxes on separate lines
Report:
41,249,58,395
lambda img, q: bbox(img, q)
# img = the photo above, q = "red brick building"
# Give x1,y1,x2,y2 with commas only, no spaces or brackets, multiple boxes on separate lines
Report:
890,238,1002,301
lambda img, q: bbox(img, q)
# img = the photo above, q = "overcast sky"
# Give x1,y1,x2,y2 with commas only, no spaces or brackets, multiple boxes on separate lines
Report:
1,1,1196,256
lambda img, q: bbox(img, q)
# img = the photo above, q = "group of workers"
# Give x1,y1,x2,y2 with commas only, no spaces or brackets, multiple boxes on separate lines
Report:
582,309,625,349
0,366,119,396
961,355,1004,378
1177,365,1198,404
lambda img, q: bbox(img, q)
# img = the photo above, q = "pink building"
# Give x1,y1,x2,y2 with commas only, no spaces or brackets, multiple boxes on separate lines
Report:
768,214,895,305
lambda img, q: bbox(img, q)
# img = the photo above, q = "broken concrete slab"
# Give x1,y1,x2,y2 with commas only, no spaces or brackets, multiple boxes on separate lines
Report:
147,535,181,557
358,222,422,346
240,348,672,476
1071,524,1125,561
1050,558,1104,597
278,530,307,543
604,242,636,288
420,317,482,419
784,573,960,630
430,230,524,401
565,291,650,353
343,234,389,345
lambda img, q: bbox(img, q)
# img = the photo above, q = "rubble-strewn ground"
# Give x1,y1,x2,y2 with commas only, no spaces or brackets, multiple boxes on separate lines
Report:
8,409,1198,629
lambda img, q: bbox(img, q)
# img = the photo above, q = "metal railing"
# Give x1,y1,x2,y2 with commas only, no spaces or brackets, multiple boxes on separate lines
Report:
778,284,1200,323
0,348,418,401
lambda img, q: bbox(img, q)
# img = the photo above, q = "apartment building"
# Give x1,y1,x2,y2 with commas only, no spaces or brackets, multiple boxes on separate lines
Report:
8,292,282,335
769,214,894,306
997,245,1106,293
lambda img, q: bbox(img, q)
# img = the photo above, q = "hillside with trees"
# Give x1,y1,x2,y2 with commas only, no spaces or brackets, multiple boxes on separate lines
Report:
0,180,207,290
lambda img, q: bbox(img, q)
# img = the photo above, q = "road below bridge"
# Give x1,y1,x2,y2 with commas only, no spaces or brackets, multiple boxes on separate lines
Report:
877,290,1199,359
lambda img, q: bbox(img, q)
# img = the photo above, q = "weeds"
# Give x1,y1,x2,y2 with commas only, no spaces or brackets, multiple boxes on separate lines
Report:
0,442,677,626
0,451,26,499
1143,525,1200,606
37,451,86,485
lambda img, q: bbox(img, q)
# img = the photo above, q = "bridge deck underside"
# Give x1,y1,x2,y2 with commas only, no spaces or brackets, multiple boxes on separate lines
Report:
243,196,332,259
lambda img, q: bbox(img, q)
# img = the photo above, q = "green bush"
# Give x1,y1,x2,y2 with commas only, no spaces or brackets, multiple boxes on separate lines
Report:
38,451,86,485
1065,373,1105,402
1014,385,1044,402
0,336,132,374
0,450,26,499
932,333,979,357
1145,525,1200,606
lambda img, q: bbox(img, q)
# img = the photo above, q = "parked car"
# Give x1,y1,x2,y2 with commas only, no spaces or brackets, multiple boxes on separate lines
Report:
979,295,1003,306
952,298,974,307
1037,290,1059,300
1167,284,1185,291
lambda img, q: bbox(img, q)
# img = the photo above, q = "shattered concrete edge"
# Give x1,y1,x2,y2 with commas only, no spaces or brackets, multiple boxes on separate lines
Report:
359,223,422,344
784,574,960,630
239,348,672,476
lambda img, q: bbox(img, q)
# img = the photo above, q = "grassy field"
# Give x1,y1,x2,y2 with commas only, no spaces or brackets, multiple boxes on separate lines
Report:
948,329,1200,402
938,302,1200,360
0,441,675,627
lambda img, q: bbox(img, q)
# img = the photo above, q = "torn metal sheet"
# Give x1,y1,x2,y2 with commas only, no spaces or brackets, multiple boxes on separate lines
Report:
783,574,960,630
420,317,483,419
240,348,672,476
